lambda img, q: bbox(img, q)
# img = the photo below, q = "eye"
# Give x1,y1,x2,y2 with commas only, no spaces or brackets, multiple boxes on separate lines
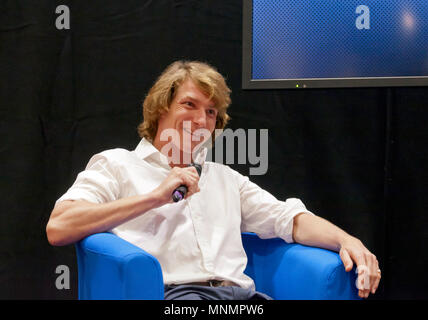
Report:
183,101,194,107
207,109,217,117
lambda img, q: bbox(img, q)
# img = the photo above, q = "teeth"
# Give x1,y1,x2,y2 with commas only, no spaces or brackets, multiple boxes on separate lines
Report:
184,128,200,137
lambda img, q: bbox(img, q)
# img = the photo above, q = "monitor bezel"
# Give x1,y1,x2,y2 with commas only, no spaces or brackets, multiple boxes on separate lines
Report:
242,0,428,90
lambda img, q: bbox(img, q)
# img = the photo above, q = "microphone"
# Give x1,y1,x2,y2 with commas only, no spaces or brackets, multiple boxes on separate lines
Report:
172,163,202,202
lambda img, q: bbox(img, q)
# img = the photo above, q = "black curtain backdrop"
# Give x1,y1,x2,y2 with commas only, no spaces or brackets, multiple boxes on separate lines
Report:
0,0,427,299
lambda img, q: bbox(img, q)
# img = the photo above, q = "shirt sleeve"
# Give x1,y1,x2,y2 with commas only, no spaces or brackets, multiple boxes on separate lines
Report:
55,152,120,205
232,169,315,243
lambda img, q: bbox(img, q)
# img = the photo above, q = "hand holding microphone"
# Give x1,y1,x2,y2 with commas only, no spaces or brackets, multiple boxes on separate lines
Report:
172,163,202,202
153,148,206,205
171,147,206,202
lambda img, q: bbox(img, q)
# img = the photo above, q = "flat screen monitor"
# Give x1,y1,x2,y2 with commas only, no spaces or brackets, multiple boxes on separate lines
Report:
243,0,428,89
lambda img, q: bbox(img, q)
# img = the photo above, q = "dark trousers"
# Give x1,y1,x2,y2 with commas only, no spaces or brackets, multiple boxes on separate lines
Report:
164,284,273,300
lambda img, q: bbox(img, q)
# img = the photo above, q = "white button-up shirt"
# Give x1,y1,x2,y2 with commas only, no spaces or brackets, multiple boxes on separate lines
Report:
57,138,314,290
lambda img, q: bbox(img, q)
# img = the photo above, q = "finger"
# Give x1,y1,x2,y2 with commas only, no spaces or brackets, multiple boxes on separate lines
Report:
339,248,353,272
184,173,200,188
360,255,373,298
371,268,381,294
349,250,367,278
177,167,198,183
181,176,199,198
369,256,381,294
186,186,200,198
367,255,379,294
356,269,370,299
362,252,380,296
185,166,200,179
351,253,368,298
359,289,370,299
355,266,369,298
358,268,370,298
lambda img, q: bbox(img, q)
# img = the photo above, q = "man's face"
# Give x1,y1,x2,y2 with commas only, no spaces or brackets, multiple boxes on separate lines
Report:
155,78,218,159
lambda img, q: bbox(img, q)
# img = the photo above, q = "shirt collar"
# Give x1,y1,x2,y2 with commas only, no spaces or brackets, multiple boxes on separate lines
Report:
134,138,208,168
135,138,159,160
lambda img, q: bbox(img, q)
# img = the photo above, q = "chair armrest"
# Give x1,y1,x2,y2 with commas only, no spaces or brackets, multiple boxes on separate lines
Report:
75,232,164,300
242,233,360,300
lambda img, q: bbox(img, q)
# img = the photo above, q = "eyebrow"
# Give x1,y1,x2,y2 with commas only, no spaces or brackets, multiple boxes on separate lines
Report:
180,95,216,109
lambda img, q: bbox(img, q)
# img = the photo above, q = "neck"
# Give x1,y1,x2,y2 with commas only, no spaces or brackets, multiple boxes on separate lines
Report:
152,136,193,168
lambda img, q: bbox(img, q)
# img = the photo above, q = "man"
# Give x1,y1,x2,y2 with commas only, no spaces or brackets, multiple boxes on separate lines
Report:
46,60,381,299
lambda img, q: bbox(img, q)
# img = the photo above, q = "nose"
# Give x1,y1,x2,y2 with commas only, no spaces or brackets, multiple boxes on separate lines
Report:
193,108,207,128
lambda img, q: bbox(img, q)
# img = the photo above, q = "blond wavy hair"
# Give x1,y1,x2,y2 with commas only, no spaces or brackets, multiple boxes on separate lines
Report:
137,60,231,142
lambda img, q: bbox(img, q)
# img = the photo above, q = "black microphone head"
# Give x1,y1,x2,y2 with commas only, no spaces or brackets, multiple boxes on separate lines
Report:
190,163,202,176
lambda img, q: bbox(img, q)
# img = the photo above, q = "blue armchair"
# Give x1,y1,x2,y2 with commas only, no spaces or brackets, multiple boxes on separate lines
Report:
75,232,360,300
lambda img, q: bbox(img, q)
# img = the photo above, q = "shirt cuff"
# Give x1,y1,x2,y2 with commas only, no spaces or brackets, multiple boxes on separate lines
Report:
55,189,102,205
276,198,315,243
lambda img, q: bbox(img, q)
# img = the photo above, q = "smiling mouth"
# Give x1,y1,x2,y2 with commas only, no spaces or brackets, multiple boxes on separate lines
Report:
183,128,203,139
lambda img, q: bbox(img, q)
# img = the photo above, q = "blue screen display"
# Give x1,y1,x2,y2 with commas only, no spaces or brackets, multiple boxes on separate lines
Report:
252,0,428,80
